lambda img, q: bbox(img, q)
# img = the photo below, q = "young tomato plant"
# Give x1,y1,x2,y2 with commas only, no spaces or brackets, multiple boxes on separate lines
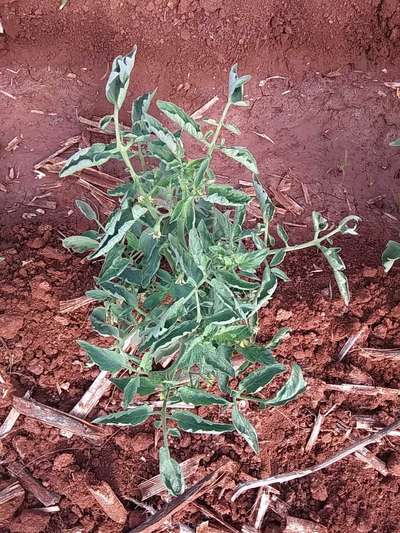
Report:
61,47,360,496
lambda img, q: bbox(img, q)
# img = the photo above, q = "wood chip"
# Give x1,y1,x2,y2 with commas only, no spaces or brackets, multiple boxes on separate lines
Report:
0,481,24,506
284,516,327,533
336,326,367,362
0,390,30,439
354,414,400,437
357,347,400,361
5,135,23,152
301,183,311,205
305,405,336,453
269,186,304,216
324,383,400,398
131,462,228,533
7,462,60,507
61,370,111,438
12,396,104,444
88,481,127,524
193,502,240,533
139,455,204,500
191,96,219,120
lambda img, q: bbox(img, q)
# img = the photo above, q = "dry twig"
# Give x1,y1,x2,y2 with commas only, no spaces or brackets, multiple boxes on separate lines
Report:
131,463,228,533
357,347,400,361
0,481,24,505
232,417,400,499
336,326,367,362
305,405,336,453
0,390,30,439
193,502,240,533
7,462,60,506
13,396,104,444
325,383,400,398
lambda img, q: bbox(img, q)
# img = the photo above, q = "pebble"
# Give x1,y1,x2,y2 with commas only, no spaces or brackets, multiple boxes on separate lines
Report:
276,308,293,321
0,314,24,339
53,453,75,471
26,238,45,249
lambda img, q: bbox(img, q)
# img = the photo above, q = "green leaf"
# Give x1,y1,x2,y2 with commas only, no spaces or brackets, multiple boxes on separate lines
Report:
232,403,259,453
265,364,306,406
237,249,268,273
220,271,258,291
90,307,119,337
62,235,98,253
228,64,251,103
122,377,139,408
60,143,118,177
159,447,185,496
312,211,328,235
224,123,241,135
172,410,234,434
86,289,109,301
204,342,235,377
106,47,137,110
144,114,180,156
382,240,400,273
212,324,251,346
100,281,137,307
178,386,229,406
157,100,202,140
239,364,285,394
266,327,291,349
132,90,155,123
78,341,128,373
238,345,276,365
319,246,349,305
91,205,147,260
270,249,286,267
253,176,275,222
93,405,153,426
276,224,289,245
390,138,400,147
111,376,156,396
206,184,250,206
75,200,98,221
221,147,258,174
99,115,114,130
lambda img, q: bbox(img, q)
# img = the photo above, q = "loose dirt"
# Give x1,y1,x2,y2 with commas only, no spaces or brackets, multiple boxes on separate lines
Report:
1,1,400,532
0,224,400,532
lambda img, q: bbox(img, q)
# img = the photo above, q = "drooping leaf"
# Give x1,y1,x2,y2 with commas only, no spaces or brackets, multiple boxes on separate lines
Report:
159,447,185,496
238,345,276,366
221,147,258,174
252,175,275,222
132,90,155,123
232,403,259,453
228,64,251,103
78,341,128,373
100,281,137,307
220,271,258,291
178,386,229,406
266,327,291,349
60,143,118,177
319,246,349,305
276,224,289,245
91,205,147,260
63,235,98,253
236,249,268,273
203,342,235,377
264,364,306,406
90,307,119,337
106,46,137,110
212,324,251,346
206,184,250,206
75,200,98,221
172,410,234,434
382,240,400,273
270,249,286,267
312,211,329,236
239,364,285,394
145,114,180,156
157,100,202,140
93,405,153,426
122,377,139,408
390,138,400,147
111,376,156,396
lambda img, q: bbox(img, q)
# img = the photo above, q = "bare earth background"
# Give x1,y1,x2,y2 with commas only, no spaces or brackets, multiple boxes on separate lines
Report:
0,1,400,532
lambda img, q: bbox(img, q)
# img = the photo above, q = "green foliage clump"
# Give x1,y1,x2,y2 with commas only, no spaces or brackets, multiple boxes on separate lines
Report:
60,47,360,496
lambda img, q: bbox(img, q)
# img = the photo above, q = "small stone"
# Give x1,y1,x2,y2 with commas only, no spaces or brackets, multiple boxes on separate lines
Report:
0,314,24,339
276,308,293,321
199,0,222,12
387,452,400,476
53,453,75,471
27,359,44,376
181,29,190,40
132,432,153,452
311,481,328,501
362,266,378,278
39,247,66,262
26,238,45,249
10,510,50,533
372,323,387,339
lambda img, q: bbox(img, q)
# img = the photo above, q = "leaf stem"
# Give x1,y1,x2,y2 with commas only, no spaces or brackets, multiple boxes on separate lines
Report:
161,386,170,449
267,225,344,256
207,100,231,159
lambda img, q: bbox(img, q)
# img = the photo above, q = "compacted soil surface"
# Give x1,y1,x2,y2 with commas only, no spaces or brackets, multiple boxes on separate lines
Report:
1,1,400,532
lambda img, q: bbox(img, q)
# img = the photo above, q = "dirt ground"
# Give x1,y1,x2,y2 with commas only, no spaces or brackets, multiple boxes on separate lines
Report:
1,1,400,532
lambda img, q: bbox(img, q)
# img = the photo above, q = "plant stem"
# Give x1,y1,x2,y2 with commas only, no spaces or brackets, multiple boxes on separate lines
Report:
161,386,170,449
113,107,145,196
267,225,344,256
207,100,231,159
